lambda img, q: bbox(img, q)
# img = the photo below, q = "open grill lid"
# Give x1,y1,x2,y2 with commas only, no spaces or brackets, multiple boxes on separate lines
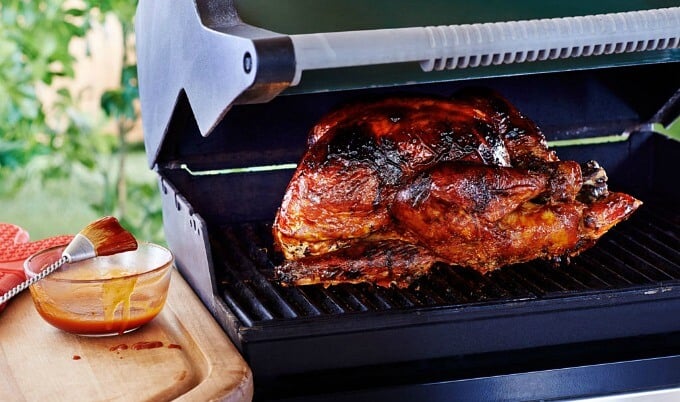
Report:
135,0,680,168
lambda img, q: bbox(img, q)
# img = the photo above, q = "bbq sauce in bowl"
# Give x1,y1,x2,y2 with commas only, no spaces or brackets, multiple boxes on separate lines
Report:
24,243,173,336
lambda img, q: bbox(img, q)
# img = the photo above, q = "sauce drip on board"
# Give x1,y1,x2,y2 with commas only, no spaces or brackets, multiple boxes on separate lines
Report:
109,344,129,351
131,341,164,350
106,342,182,358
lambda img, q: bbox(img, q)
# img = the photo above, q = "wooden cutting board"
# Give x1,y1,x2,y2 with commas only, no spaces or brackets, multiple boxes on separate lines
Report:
0,269,253,402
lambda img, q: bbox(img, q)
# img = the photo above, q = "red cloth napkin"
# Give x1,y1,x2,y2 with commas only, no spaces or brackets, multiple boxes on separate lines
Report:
0,223,72,312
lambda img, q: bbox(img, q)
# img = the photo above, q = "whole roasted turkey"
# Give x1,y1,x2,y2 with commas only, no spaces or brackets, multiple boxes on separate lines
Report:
273,89,641,287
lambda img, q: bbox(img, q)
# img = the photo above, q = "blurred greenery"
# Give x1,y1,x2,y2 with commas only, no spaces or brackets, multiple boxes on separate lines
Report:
0,0,164,243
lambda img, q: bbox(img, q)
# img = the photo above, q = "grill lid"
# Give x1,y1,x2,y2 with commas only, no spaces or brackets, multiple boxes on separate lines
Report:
134,0,295,167
135,0,680,168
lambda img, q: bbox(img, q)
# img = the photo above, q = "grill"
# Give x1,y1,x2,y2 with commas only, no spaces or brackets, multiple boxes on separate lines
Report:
136,1,680,400
209,197,680,379
217,203,680,325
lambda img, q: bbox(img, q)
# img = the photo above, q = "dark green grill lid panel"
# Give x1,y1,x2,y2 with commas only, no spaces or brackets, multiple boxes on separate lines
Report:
235,0,680,94
235,0,680,34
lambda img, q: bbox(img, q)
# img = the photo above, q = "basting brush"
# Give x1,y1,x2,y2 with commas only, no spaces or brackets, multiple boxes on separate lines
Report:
0,216,137,305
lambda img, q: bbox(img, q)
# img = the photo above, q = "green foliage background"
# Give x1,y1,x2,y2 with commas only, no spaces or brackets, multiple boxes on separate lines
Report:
0,0,164,243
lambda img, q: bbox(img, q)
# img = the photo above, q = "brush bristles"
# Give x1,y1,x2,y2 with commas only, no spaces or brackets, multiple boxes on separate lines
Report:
80,216,138,256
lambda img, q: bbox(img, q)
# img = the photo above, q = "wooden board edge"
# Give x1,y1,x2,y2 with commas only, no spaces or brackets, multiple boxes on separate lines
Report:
166,270,254,402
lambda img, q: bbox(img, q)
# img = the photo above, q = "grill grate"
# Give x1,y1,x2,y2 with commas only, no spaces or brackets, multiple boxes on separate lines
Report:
212,200,680,326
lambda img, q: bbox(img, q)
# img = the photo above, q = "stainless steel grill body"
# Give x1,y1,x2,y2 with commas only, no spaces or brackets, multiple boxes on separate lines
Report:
136,1,680,399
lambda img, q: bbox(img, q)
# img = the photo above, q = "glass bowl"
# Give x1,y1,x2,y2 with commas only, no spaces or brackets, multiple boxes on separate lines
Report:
24,242,173,336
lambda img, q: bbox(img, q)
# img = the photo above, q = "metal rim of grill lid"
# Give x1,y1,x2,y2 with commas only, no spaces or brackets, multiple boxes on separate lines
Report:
135,0,680,168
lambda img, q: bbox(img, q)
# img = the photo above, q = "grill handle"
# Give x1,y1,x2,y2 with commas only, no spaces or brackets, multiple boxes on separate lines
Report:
290,7,680,85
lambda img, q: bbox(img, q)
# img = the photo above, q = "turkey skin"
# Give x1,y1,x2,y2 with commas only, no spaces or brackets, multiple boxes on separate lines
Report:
273,89,641,287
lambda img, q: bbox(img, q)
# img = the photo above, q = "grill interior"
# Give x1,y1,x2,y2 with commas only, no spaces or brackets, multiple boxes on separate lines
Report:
213,199,680,328
152,63,680,399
